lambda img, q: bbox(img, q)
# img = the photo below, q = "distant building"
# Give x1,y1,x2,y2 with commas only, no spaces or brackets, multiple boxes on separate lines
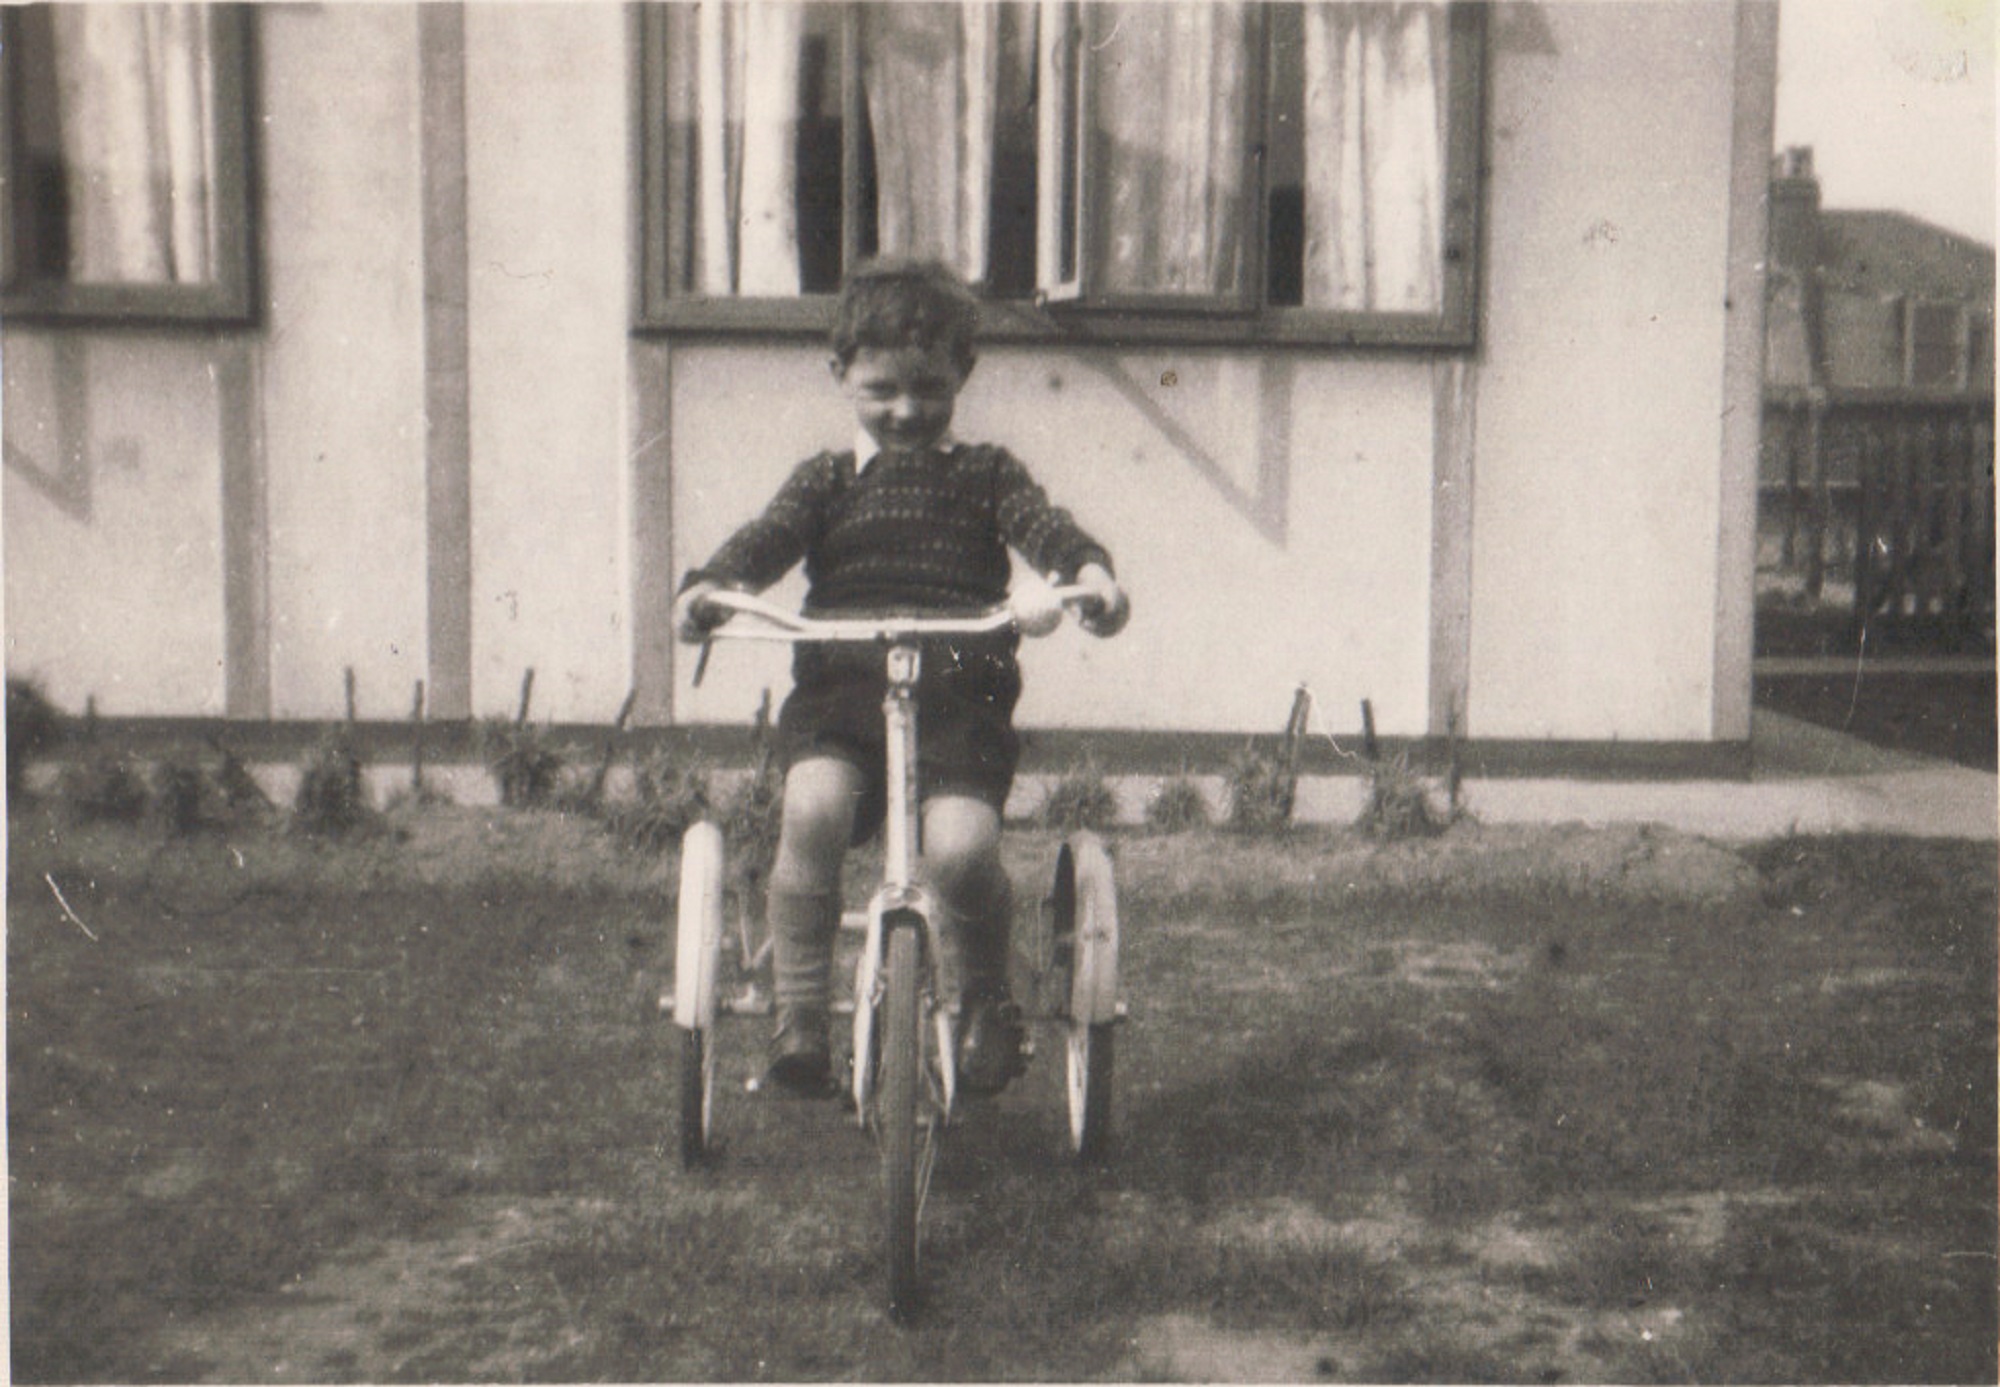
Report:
1767,146,1995,392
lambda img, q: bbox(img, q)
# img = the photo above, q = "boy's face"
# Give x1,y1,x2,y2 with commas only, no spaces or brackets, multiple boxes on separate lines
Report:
833,345,969,456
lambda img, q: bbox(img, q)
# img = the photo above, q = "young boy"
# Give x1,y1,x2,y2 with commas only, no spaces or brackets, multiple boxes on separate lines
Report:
672,258,1129,1097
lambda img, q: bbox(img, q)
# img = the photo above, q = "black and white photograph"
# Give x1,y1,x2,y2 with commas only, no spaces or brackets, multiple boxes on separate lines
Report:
3,0,1994,1379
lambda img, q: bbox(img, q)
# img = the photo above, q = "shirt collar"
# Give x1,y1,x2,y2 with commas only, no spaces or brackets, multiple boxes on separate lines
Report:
855,431,957,475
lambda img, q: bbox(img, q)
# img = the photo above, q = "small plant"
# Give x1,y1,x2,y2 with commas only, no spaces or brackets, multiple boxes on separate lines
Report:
7,677,65,803
1225,742,1296,834
1145,775,1211,833
720,759,784,884
149,753,211,837
208,739,275,817
607,750,714,855
553,690,639,820
1355,751,1453,840
1039,762,1119,833
292,727,371,837
57,751,150,825
478,716,567,809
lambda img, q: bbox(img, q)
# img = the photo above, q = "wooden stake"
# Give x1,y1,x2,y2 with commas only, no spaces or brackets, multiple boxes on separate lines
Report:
1361,699,1379,763
411,680,427,792
587,688,638,802
515,668,535,726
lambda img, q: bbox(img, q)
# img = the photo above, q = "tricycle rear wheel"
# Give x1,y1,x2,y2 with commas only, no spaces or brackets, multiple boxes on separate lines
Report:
1052,833,1120,1161
673,822,726,1168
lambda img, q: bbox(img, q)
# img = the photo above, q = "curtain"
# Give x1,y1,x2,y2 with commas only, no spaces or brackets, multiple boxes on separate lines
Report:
663,1,1016,297
667,0,807,296
1088,3,1253,298
860,3,1001,286
50,4,215,285
1301,3,1446,312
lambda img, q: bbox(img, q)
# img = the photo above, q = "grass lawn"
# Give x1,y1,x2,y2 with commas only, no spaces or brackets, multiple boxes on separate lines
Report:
8,801,1996,1383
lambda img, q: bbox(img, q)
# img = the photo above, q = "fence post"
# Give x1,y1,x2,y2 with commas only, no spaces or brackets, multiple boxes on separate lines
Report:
1805,390,1828,600
1973,409,1996,633
411,679,427,794
1851,412,1872,625
1890,411,1915,621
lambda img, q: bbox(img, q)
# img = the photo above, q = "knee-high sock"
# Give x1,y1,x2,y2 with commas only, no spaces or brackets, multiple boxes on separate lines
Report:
768,888,840,1011
951,872,1014,1000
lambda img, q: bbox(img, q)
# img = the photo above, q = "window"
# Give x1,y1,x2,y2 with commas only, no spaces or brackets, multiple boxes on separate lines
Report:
1906,301,1964,389
634,1,1483,347
1968,309,1993,393
2,4,255,323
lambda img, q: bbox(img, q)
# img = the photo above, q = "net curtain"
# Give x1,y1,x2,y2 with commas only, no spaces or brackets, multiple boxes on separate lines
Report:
1301,2,1446,312
666,0,1009,295
661,0,1446,307
49,4,216,285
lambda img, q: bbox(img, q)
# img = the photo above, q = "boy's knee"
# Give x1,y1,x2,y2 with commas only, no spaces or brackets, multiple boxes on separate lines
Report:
773,759,863,882
922,798,1005,903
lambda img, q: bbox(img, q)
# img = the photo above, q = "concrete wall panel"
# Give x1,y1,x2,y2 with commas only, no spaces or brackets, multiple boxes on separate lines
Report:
464,4,632,724
257,5,428,720
3,336,227,714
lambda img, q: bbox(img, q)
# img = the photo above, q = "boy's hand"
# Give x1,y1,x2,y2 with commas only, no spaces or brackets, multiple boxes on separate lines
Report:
1072,563,1129,637
672,581,729,644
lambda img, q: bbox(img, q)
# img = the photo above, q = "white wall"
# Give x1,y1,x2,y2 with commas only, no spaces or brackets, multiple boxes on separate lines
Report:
1470,1,1741,740
257,5,428,720
464,4,633,724
3,336,227,714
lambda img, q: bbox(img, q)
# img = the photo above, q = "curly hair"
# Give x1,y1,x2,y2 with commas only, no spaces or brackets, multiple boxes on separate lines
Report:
830,257,980,374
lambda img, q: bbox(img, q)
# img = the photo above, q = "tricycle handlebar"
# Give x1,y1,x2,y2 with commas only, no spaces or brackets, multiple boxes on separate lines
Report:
690,586,1094,685
696,586,1092,644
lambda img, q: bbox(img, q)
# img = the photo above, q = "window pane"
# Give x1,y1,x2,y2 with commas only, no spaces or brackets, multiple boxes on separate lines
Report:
12,4,222,287
1086,2,1255,299
659,2,842,296
1968,311,1993,391
1909,302,1962,389
1271,2,1448,313
656,1,1038,300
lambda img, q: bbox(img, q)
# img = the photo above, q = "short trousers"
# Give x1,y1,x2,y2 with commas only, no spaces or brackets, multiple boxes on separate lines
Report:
777,636,1023,844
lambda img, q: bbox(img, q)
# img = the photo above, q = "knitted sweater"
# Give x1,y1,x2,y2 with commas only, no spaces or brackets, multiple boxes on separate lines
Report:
686,443,1113,612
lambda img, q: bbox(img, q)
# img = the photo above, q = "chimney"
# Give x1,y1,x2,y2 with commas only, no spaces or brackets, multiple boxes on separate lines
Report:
1769,145,1822,274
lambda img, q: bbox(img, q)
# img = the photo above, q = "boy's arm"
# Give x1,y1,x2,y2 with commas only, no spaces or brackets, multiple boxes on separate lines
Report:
674,453,843,639
990,447,1128,636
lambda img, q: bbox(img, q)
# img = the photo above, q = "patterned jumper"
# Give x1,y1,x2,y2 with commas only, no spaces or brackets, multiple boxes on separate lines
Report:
685,441,1114,810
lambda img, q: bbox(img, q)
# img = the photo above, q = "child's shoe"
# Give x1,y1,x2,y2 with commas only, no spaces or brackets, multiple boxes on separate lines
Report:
957,992,1027,1096
763,1004,837,1097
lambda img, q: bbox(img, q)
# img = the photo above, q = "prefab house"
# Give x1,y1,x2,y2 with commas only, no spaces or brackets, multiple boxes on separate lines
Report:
2,2,1777,777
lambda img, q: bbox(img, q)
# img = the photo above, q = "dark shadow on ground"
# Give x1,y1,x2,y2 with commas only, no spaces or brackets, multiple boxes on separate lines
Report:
1755,668,1996,770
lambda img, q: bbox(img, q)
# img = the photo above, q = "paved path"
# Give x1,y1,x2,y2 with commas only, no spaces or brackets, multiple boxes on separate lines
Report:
1035,709,1998,842
1390,710,1993,841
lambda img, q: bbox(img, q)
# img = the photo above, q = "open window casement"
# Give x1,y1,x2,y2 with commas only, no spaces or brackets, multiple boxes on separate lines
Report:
1034,0,1265,314
1036,0,1477,340
2,4,254,323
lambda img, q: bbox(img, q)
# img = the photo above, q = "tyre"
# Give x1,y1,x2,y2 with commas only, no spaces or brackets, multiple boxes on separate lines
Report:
1057,832,1120,1161
677,1026,713,1169
1066,1021,1115,1163
674,821,726,1168
879,922,925,1320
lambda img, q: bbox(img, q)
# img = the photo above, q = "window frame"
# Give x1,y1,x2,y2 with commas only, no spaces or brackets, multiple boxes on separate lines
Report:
1,4,258,327
631,1,1484,350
